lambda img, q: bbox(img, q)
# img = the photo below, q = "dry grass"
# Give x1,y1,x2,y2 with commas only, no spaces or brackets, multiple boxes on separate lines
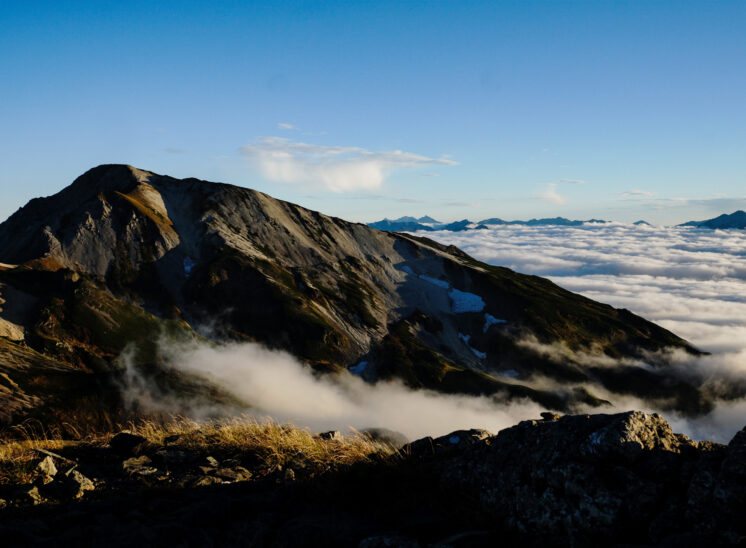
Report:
0,438,77,485
0,415,397,486
124,415,397,470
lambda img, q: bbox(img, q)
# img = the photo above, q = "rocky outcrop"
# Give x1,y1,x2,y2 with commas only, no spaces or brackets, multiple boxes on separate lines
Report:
0,412,742,546
430,411,743,546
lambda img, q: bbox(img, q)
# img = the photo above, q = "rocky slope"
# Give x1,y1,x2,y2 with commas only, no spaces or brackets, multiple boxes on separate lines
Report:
0,165,711,427
0,412,743,546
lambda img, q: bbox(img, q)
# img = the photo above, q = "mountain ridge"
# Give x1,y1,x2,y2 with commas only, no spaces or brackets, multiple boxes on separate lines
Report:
0,165,715,429
367,215,616,232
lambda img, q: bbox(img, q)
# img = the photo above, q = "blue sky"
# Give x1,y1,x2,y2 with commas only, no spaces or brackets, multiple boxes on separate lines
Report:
1,1,744,224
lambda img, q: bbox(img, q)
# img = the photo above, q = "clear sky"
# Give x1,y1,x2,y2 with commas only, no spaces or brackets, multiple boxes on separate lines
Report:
1,1,745,225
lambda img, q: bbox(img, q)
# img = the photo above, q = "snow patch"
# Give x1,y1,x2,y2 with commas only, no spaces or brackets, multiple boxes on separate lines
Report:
483,313,507,333
449,288,485,313
400,267,485,315
349,361,368,376
400,265,415,275
420,275,450,289
183,257,196,277
470,347,487,359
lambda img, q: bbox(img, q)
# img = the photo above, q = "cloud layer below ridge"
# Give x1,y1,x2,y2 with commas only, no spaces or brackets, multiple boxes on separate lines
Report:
422,223,746,441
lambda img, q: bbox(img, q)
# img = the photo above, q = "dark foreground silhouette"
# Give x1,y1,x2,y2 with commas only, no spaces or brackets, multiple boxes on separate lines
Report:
0,411,744,547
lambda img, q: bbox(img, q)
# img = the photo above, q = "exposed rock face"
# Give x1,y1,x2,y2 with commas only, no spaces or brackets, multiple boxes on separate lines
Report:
435,412,744,546
0,165,714,428
698,426,746,540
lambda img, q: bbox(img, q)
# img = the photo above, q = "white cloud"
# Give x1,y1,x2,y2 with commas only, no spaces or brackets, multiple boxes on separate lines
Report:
240,137,458,192
420,223,746,442
559,178,585,185
538,182,566,204
122,338,542,440
624,195,746,213
444,200,481,207
277,122,298,130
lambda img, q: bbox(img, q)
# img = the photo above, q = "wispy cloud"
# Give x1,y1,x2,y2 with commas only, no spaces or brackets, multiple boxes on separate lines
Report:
619,195,746,213
336,194,427,204
277,122,299,130
240,137,458,192
164,147,185,154
538,182,566,204
444,200,481,207
559,178,585,185
620,189,654,197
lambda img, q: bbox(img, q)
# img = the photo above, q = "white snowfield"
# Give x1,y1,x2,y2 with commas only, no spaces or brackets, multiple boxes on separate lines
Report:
399,265,486,313
449,288,485,313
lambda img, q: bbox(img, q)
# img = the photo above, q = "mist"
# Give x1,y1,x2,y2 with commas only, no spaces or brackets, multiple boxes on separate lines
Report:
123,339,543,440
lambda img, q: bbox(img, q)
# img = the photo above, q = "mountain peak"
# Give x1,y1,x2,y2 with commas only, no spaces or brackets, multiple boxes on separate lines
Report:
680,210,746,229
69,164,155,194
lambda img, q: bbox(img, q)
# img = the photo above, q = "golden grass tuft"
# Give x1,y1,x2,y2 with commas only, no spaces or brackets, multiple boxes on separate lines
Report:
0,415,397,486
123,415,397,470
0,438,77,485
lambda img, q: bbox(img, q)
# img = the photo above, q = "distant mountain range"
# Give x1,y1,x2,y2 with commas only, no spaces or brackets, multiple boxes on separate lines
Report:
679,210,746,229
368,216,612,232
368,211,746,232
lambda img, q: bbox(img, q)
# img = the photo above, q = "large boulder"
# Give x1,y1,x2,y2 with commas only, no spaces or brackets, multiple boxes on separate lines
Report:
109,432,149,456
438,411,741,546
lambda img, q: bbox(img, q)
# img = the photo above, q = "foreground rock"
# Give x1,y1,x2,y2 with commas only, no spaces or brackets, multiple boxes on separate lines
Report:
436,411,743,546
0,412,743,547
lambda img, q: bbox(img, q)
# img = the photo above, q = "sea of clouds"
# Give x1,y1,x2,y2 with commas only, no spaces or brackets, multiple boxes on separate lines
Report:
423,222,746,442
